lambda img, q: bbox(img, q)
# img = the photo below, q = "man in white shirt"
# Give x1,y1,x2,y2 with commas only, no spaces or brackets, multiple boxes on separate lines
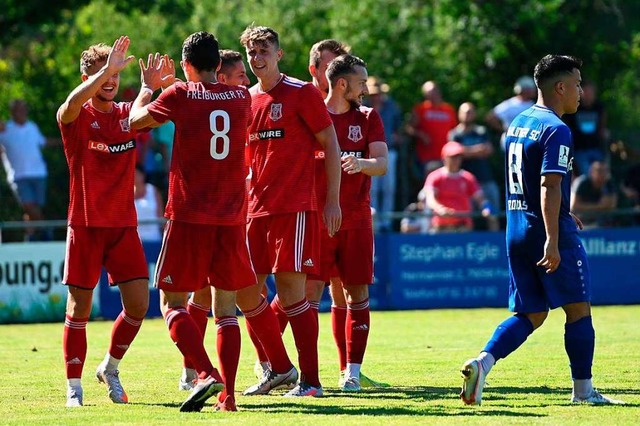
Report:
0,99,50,240
485,76,536,150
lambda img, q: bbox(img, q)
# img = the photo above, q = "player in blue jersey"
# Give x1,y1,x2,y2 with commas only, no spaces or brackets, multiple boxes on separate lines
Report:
459,55,624,406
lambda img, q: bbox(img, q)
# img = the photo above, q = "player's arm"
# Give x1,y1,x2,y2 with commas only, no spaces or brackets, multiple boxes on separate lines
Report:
537,173,562,274
130,53,175,129
58,36,136,124
315,124,342,236
342,141,388,176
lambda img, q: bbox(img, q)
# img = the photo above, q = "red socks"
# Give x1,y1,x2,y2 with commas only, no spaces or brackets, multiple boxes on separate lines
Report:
63,315,88,379
216,316,240,399
243,298,292,373
165,307,214,378
270,294,289,334
346,299,370,364
285,299,320,387
108,310,144,360
184,301,210,369
331,305,348,371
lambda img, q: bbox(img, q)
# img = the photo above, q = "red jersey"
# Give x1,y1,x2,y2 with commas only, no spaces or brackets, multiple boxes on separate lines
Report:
424,167,481,228
412,101,457,163
58,101,139,227
316,106,386,229
247,75,332,217
147,81,252,225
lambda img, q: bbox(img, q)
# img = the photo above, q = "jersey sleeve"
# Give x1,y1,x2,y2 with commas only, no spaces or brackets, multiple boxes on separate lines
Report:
367,109,386,144
424,169,439,191
463,170,481,197
147,84,179,124
541,124,572,176
297,84,332,134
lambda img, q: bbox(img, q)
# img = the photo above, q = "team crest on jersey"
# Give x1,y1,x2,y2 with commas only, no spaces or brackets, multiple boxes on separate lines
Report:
269,103,283,121
558,145,570,168
347,125,363,142
119,118,131,133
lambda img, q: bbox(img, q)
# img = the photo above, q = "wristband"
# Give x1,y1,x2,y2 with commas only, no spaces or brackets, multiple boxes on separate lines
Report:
481,200,495,214
140,86,154,96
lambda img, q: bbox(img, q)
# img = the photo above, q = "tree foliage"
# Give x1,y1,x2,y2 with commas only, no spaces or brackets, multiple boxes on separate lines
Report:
1,0,639,225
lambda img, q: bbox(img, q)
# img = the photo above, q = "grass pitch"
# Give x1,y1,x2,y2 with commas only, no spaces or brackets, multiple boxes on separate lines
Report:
1,306,638,425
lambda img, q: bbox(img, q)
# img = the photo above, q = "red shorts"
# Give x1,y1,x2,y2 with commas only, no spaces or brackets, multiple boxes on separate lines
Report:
154,221,257,292
63,226,148,289
310,227,374,286
247,211,319,275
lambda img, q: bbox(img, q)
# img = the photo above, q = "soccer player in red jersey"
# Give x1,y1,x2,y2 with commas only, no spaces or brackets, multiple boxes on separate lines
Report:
57,36,152,408
247,39,350,380
129,32,256,412
237,25,342,397
321,54,388,391
176,49,252,394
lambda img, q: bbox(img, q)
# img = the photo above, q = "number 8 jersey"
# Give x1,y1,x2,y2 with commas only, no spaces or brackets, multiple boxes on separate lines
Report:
147,80,252,225
504,104,580,254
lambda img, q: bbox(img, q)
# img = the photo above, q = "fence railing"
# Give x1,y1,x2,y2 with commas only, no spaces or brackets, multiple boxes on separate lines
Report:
1,208,638,243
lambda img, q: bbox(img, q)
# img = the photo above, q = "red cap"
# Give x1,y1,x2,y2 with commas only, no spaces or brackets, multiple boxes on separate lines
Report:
441,141,464,159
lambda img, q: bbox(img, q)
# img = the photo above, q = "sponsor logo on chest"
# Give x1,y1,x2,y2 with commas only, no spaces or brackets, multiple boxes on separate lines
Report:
88,139,136,154
249,129,285,142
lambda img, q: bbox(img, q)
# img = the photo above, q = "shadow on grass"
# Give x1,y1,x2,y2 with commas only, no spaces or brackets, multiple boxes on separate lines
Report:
239,386,544,417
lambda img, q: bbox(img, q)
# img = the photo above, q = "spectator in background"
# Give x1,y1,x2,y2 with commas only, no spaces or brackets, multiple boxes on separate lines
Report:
570,161,617,228
366,76,403,231
449,102,500,230
406,80,457,179
621,162,640,225
399,192,429,234
133,165,163,242
486,76,536,150
563,80,608,176
424,141,493,233
0,99,53,241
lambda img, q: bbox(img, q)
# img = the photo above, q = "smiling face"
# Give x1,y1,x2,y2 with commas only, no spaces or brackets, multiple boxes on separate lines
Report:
83,59,120,102
343,65,369,108
245,40,281,81
219,60,250,86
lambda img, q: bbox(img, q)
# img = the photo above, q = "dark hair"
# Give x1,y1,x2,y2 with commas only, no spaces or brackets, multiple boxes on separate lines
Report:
309,39,349,67
182,31,220,72
326,54,366,87
218,49,244,76
533,54,582,88
240,25,279,49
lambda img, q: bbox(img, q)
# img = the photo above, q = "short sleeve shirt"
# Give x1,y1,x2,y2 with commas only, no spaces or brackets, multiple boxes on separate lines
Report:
316,106,386,229
57,101,139,227
247,75,332,217
147,81,252,225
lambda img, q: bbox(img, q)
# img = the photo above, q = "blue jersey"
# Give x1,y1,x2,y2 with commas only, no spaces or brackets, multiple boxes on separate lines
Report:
504,105,580,254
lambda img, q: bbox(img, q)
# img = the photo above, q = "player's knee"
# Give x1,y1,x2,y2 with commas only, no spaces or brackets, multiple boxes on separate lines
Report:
522,311,548,329
343,284,369,304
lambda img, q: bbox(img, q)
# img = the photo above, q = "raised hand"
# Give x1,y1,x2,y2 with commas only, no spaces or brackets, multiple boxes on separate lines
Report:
160,54,176,89
139,52,167,92
106,36,136,74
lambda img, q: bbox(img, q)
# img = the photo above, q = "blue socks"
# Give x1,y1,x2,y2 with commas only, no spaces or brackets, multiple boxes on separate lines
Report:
483,314,534,361
564,316,594,380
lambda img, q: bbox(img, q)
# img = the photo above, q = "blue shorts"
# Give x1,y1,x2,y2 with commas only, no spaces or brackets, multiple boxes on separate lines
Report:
507,243,591,313
13,177,47,206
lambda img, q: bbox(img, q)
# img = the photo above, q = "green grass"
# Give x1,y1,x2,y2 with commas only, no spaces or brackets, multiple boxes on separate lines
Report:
1,306,638,425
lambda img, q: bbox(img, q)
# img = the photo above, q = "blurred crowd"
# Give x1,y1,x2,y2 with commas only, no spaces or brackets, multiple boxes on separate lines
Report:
2,75,640,241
